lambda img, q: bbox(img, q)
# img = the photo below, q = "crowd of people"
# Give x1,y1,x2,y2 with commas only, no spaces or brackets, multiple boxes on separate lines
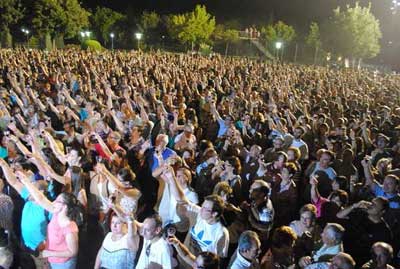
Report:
0,47,399,269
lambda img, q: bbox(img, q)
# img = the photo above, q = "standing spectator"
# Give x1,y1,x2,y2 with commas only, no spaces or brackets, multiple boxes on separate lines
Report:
229,231,261,269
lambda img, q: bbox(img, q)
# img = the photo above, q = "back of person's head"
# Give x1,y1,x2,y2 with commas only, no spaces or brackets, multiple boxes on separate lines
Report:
148,213,163,230
251,180,271,197
271,226,297,249
117,167,136,183
330,189,349,206
333,252,355,269
196,252,219,269
238,231,260,253
225,156,242,174
204,194,225,219
213,182,232,197
326,223,345,244
375,196,390,213
334,176,348,191
62,192,82,222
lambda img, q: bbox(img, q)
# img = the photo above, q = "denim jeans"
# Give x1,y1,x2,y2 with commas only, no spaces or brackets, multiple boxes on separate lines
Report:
49,257,77,269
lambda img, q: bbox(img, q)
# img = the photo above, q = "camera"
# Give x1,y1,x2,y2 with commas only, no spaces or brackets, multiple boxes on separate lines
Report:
163,223,177,239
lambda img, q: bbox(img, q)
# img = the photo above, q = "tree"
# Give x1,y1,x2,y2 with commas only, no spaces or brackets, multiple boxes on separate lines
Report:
165,5,215,49
305,22,322,64
213,24,239,56
32,0,89,48
262,21,296,49
0,0,24,47
91,7,125,46
322,2,382,62
139,11,160,31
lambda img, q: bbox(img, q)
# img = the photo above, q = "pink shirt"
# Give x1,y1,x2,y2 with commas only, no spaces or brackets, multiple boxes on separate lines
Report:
47,214,78,264
313,196,329,218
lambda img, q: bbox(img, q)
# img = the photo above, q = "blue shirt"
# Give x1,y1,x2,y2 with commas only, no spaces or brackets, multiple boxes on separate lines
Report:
217,119,228,137
20,187,50,250
374,185,400,209
150,147,176,172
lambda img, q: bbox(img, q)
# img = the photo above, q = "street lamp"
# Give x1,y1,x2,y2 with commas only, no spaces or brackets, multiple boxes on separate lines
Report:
275,41,283,61
21,28,30,48
110,33,115,50
135,32,143,50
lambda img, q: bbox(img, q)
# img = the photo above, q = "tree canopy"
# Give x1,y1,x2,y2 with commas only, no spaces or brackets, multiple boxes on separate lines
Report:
91,7,125,45
262,21,296,49
166,5,215,48
322,2,382,60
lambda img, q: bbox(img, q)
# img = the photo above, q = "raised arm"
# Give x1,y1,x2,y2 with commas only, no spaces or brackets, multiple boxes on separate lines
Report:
309,175,321,203
0,158,24,194
43,131,67,165
16,170,55,213
361,157,377,193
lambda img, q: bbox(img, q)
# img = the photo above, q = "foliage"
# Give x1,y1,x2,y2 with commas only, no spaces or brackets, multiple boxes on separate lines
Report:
139,11,160,31
32,0,89,39
262,21,296,48
91,7,125,45
166,5,215,48
199,43,213,56
213,24,239,44
0,30,13,48
305,22,321,49
81,39,102,51
321,2,382,59
0,0,24,31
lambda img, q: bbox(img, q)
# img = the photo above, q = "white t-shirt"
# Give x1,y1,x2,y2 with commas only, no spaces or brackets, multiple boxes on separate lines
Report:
136,237,172,269
184,204,229,257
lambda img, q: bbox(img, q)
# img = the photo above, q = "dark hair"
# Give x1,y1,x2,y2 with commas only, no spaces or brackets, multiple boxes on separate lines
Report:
117,167,136,183
225,156,242,175
148,213,163,229
330,189,349,206
62,192,82,222
334,176,348,190
204,194,225,219
197,252,220,269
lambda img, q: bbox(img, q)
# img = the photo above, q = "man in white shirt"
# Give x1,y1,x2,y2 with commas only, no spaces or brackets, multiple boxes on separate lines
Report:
136,214,172,269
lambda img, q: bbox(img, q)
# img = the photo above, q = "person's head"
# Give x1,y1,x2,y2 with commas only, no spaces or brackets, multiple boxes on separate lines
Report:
294,126,305,139
176,167,192,188
223,114,234,127
117,167,136,185
370,242,394,268
249,180,270,203
238,231,261,260
223,156,241,175
155,134,169,151
329,190,349,208
53,192,81,222
271,226,297,249
273,137,284,150
142,214,163,240
332,176,347,191
376,158,392,174
193,252,219,269
367,197,389,217
107,131,121,147
321,223,345,247
328,252,355,269
382,174,399,194
376,134,389,149
281,162,297,181
213,182,233,202
319,150,335,169
287,147,301,162
299,204,317,228
130,125,144,141
200,195,225,223
249,145,262,158
274,151,288,168
184,123,194,137
110,214,126,235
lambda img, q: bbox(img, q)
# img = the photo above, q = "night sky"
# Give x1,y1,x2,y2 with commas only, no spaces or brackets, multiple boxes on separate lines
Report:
82,0,399,68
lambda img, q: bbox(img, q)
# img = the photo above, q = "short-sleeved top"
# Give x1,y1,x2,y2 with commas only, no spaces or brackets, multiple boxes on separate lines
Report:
99,232,136,269
47,213,79,264
136,237,172,269
373,185,400,209
20,187,49,250
184,204,229,257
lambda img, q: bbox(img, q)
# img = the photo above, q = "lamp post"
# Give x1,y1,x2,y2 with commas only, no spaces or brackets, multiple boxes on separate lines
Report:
21,28,30,48
135,32,143,50
275,41,282,61
110,33,115,50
